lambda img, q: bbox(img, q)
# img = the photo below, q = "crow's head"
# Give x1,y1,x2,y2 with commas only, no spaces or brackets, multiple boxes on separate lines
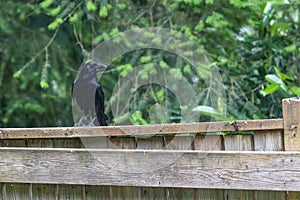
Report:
79,61,107,80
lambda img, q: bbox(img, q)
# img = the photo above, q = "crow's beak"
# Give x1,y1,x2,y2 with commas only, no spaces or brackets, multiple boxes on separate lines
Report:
95,62,107,72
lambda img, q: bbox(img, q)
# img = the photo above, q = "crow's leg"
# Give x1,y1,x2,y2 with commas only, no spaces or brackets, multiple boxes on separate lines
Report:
88,117,97,126
74,115,87,126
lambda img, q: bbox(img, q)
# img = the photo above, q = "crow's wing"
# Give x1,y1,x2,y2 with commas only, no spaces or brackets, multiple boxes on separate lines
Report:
95,82,108,126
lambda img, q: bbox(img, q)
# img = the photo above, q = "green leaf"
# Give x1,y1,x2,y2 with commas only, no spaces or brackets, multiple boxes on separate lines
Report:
48,6,61,16
13,71,21,78
205,0,213,4
290,86,300,96
284,44,296,52
261,83,280,96
47,18,63,30
192,105,222,117
86,0,97,11
40,80,49,89
195,20,204,31
265,74,283,85
69,13,78,23
40,0,54,8
140,56,151,63
274,66,293,81
159,61,168,68
99,6,108,17
206,12,229,28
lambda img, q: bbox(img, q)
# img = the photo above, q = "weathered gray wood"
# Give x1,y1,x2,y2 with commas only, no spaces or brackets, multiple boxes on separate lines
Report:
141,187,165,199
109,186,141,200
254,130,283,151
254,130,286,199
282,98,300,151
53,138,82,148
136,137,164,149
53,137,85,199
225,189,254,200
26,139,54,148
193,135,223,151
0,119,283,139
254,191,286,200
137,136,165,199
287,191,300,199
166,188,194,200
0,139,26,147
107,137,141,200
164,135,194,150
4,183,31,200
85,185,110,200
224,134,254,199
193,135,224,199
31,184,57,200
1,148,300,191
224,134,253,151
107,137,136,149
196,189,223,200
58,185,84,200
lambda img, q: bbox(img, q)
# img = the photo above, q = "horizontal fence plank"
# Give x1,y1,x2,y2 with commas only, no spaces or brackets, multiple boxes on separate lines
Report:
0,148,298,191
0,119,283,139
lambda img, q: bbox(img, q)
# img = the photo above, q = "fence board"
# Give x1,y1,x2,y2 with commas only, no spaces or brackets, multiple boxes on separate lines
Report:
3,183,31,200
283,98,300,151
224,134,254,199
194,135,224,199
254,130,286,200
254,130,283,151
0,119,283,139
31,184,58,200
85,185,110,200
166,188,194,200
1,148,300,191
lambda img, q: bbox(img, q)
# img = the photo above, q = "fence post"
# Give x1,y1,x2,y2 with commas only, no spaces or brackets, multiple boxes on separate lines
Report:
282,97,300,151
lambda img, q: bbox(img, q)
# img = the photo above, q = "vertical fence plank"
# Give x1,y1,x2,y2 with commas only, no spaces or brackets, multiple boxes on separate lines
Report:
282,98,300,199
58,185,84,200
137,136,165,199
141,187,165,199
32,184,57,200
4,183,31,200
166,188,194,200
164,135,194,150
194,135,224,200
165,135,195,199
107,137,140,199
254,130,283,151
109,186,140,200
85,185,110,200
136,136,164,149
194,135,223,151
254,130,286,200
27,137,57,199
224,134,253,151
0,183,3,200
224,134,254,200
282,98,300,151
54,138,85,199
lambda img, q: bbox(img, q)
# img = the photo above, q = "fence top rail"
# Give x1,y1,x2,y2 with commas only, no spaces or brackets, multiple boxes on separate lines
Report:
0,119,283,139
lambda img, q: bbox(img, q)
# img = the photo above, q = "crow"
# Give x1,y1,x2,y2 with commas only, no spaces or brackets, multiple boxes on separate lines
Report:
72,61,108,126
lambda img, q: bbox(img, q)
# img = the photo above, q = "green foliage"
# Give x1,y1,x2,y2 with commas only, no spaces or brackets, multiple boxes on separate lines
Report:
0,0,299,127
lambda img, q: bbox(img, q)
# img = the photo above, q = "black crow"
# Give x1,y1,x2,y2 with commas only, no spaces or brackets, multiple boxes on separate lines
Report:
72,61,108,126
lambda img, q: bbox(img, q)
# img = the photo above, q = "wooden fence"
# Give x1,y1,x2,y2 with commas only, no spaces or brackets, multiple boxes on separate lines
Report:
1,98,300,199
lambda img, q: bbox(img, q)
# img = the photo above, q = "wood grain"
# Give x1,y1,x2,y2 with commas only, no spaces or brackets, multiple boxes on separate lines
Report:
0,119,283,139
282,98,300,151
1,148,300,191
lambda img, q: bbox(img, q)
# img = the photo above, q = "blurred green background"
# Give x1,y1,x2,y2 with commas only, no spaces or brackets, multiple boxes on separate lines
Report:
0,0,299,127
